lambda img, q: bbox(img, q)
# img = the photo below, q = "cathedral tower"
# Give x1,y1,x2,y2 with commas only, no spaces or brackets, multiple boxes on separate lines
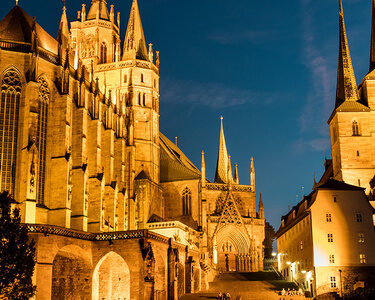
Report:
328,0,374,192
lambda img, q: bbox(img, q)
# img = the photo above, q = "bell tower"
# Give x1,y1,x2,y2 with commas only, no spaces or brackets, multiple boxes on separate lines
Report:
70,0,121,68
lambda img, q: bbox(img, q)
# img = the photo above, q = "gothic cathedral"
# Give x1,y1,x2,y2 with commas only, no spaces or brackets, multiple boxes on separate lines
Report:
0,0,265,299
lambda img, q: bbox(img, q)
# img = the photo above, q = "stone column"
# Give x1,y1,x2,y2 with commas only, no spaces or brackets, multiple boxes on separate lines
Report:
168,239,178,300
71,106,88,231
48,93,72,227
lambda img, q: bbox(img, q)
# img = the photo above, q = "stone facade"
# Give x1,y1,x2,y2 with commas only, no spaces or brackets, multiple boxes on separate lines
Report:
276,1,375,297
0,0,265,299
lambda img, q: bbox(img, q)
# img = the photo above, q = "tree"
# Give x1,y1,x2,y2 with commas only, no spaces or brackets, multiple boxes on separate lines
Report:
0,192,36,299
264,221,276,259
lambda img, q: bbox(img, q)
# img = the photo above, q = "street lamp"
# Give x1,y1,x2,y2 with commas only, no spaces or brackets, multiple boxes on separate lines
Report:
337,269,343,297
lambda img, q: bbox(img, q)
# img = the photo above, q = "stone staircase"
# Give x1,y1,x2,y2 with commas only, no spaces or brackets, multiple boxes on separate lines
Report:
181,271,307,300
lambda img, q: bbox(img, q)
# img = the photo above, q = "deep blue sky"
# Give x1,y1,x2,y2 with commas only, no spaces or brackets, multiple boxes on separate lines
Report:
2,0,372,229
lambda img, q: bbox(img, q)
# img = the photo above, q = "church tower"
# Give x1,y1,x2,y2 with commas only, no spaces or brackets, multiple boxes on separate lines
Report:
69,0,161,229
328,0,374,192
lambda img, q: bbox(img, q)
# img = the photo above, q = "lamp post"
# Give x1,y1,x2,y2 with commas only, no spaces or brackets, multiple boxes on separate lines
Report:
338,269,343,298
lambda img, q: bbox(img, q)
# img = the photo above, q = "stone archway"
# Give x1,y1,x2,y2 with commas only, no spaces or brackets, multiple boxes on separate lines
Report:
92,251,130,300
51,245,92,300
215,225,251,272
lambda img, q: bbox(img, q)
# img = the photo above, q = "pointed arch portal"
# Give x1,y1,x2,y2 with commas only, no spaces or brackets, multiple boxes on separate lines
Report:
215,225,251,272
92,251,130,300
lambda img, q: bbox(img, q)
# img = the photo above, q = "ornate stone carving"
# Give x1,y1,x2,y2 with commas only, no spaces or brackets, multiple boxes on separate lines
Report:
139,238,155,282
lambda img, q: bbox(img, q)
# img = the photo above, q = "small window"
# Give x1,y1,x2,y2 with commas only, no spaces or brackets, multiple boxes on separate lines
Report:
358,179,361,186
328,233,333,243
141,73,144,83
330,276,337,288
333,196,337,202
143,93,146,106
360,254,366,264
154,79,156,87
300,241,303,250
352,120,360,136
326,213,332,222
358,233,365,243
356,213,363,223
329,254,335,264
138,93,141,106
357,150,360,157
124,74,127,83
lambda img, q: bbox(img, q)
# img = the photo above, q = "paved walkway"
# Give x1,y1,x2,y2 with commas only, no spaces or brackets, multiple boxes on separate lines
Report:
181,272,307,300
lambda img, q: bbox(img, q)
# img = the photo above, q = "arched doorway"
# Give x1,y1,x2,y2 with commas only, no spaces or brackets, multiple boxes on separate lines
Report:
92,251,130,300
215,225,251,272
51,245,91,300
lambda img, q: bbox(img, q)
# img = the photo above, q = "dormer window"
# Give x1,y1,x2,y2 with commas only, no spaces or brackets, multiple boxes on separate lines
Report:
352,120,360,136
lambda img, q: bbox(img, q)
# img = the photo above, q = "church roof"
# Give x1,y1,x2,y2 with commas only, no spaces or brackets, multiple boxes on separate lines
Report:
159,132,201,183
335,0,360,108
87,0,110,21
0,5,58,54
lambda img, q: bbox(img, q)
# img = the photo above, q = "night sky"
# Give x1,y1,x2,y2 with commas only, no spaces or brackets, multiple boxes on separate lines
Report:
1,0,372,229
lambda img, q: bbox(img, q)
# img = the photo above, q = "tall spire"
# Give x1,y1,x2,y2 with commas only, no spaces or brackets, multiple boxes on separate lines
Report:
234,163,239,184
370,0,375,72
57,4,70,60
227,155,233,184
335,0,360,108
250,157,255,190
258,193,264,219
214,116,229,184
201,150,206,188
122,0,148,61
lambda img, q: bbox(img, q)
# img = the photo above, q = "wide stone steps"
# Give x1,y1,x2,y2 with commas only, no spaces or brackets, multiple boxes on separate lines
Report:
181,271,306,300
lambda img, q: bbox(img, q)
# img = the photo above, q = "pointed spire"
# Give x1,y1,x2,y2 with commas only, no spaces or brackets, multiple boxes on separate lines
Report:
87,0,110,21
335,0,360,108
370,0,375,72
123,0,148,61
57,5,70,64
201,150,206,188
214,116,229,184
250,157,255,190
234,163,239,184
227,155,233,183
258,193,264,219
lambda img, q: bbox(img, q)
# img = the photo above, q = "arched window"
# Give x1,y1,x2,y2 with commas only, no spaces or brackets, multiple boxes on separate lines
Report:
0,70,21,195
352,120,360,136
182,187,192,215
138,93,142,106
37,77,50,205
143,93,146,106
100,42,107,64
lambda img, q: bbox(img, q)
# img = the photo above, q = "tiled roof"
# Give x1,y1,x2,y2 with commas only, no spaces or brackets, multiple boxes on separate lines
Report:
159,132,201,183
0,5,58,54
275,178,364,237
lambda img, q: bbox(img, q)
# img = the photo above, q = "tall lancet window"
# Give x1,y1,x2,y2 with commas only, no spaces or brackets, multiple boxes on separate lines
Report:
100,42,107,64
37,77,50,205
352,120,360,136
0,70,21,195
182,187,192,216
